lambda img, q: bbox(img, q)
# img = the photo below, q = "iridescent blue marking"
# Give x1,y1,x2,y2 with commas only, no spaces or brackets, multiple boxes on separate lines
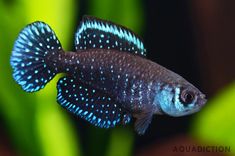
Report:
56,76,131,128
10,16,207,136
75,16,146,56
10,21,62,92
154,85,198,117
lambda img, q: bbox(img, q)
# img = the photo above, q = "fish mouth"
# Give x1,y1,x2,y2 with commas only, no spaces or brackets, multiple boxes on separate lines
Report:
198,94,207,107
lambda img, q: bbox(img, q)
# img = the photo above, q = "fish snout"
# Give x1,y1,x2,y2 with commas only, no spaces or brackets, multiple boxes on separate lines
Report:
198,94,207,107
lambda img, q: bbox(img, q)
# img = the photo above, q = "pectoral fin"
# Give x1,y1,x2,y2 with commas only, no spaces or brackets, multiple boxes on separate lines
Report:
134,112,153,135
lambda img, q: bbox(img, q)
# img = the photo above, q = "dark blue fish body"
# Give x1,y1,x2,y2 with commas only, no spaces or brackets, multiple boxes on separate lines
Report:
11,16,207,134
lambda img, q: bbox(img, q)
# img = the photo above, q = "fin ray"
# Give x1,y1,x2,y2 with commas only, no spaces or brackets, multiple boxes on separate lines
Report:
57,76,131,128
75,16,146,57
134,112,153,135
11,21,62,92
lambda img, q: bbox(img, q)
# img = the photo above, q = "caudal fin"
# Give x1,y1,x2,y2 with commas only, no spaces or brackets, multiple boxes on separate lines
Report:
10,21,62,92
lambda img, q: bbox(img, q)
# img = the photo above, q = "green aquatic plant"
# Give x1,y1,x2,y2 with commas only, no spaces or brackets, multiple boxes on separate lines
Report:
0,0,80,156
0,0,145,156
85,0,144,155
191,82,235,155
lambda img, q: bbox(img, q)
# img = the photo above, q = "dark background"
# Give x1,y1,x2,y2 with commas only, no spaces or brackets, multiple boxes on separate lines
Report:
77,0,235,155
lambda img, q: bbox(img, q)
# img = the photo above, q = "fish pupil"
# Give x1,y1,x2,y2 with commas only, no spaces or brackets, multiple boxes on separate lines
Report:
185,93,193,103
180,90,194,105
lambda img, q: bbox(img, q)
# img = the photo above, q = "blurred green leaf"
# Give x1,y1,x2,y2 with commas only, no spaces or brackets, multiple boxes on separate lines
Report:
88,0,145,33
23,0,77,50
106,128,134,156
191,82,235,154
0,1,40,155
0,0,81,156
86,0,145,155
35,75,81,156
0,0,146,155
24,0,81,155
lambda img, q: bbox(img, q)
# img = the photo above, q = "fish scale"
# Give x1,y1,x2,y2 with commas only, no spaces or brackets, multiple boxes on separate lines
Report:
10,15,207,135
48,50,158,112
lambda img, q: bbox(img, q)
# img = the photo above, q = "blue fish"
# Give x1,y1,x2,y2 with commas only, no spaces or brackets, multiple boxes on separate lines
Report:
10,16,207,135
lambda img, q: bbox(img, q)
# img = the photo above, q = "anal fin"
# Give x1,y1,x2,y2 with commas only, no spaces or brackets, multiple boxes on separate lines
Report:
57,76,131,128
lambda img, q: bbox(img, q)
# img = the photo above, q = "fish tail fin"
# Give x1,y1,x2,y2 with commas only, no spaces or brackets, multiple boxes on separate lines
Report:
10,21,63,92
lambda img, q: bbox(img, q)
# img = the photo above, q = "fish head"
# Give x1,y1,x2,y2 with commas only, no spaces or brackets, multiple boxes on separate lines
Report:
154,81,207,117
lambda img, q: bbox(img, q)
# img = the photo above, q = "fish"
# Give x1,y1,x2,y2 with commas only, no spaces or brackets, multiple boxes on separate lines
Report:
10,16,207,135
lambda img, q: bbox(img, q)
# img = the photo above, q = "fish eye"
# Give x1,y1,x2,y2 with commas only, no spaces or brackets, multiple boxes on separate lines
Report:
180,89,195,105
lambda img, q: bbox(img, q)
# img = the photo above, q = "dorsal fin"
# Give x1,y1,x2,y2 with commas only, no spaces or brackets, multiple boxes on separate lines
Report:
74,15,146,57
